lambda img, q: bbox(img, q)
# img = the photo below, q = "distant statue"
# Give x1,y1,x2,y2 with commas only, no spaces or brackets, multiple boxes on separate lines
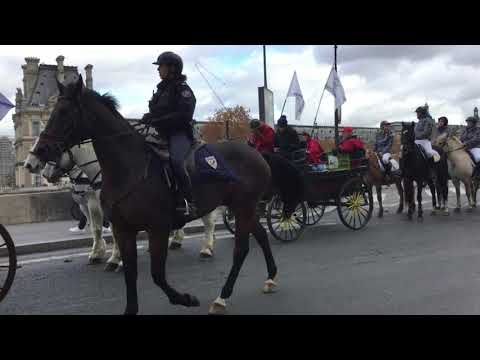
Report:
15,88,23,103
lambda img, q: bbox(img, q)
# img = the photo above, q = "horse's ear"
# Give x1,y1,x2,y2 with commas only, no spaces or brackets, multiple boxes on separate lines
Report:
56,78,66,95
74,74,84,97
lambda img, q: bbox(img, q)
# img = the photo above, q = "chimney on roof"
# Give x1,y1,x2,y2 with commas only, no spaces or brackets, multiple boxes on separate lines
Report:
56,55,65,83
85,64,93,90
23,57,40,99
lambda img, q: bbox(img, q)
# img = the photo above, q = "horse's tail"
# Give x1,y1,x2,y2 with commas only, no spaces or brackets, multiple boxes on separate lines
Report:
262,153,304,214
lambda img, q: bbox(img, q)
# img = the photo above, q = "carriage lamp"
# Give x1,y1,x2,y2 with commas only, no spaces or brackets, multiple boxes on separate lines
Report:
474,107,478,120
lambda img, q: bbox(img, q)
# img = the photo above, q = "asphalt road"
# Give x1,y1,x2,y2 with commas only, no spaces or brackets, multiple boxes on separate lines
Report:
2,185,480,315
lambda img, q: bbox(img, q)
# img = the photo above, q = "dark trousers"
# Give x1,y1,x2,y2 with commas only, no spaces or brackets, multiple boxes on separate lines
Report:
169,132,193,200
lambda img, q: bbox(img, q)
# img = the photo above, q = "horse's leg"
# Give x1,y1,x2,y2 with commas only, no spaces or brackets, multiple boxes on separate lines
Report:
251,218,278,293
209,207,254,315
105,223,122,272
395,180,404,214
87,194,107,264
148,226,200,308
169,228,184,250
376,185,384,218
200,210,216,258
465,180,474,211
427,180,437,213
417,181,423,221
453,178,462,212
404,179,414,220
115,227,139,315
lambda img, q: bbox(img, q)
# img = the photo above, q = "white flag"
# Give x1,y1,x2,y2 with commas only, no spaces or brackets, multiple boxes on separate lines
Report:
325,66,346,110
0,92,14,122
286,71,305,121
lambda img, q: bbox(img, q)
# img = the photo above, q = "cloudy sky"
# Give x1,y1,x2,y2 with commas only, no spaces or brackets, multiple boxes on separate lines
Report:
1,45,479,137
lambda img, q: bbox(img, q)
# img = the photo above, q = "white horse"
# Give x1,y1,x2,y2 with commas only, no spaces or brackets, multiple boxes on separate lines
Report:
434,132,479,212
25,139,110,265
25,139,218,269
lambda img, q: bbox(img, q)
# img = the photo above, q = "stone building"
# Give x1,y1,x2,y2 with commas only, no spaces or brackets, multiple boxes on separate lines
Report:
0,136,15,188
13,56,94,187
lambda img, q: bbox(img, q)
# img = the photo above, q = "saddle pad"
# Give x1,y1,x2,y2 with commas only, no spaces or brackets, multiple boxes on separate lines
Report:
191,144,239,185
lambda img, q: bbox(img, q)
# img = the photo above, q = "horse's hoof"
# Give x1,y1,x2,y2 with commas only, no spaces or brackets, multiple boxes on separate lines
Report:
209,297,227,315
200,248,213,258
104,262,119,272
263,279,277,294
377,212,384,219
396,208,403,214
430,209,437,216
185,294,200,307
169,241,182,250
454,208,461,213
88,257,104,265
123,306,138,315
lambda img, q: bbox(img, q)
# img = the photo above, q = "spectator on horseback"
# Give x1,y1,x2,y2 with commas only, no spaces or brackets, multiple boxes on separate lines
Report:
437,116,449,136
374,120,395,180
248,119,275,154
274,115,301,158
302,131,324,165
140,51,197,217
460,116,480,176
414,105,440,164
338,126,366,158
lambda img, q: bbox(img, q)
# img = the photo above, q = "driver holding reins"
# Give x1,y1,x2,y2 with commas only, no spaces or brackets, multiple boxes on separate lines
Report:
141,51,197,217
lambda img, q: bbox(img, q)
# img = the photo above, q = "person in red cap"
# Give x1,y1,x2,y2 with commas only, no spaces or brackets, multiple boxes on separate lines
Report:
302,132,324,164
338,126,365,157
248,119,275,154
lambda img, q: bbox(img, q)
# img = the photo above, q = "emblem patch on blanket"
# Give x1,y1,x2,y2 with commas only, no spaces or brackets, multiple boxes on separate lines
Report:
205,156,218,169
192,145,238,184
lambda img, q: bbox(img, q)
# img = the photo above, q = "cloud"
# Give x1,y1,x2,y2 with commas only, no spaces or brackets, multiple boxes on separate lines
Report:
1,45,480,139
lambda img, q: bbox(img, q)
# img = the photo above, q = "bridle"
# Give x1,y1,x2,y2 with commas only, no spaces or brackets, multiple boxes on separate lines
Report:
33,94,138,164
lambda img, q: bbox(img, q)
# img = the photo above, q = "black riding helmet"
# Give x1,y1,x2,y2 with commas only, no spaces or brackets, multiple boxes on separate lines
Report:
153,51,183,74
277,115,288,128
250,119,261,130
438,116,448,126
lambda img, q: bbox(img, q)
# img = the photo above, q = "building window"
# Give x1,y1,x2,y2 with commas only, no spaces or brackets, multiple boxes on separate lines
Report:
32,119,41,137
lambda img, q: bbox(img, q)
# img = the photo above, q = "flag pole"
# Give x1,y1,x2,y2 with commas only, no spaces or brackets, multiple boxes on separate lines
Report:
281,71,294,117
334,45,340,147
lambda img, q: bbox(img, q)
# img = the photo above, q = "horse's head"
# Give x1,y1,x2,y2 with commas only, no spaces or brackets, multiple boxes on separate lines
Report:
434,132,448,149
24,137,44,174
33,75,91,165
42,148,76,183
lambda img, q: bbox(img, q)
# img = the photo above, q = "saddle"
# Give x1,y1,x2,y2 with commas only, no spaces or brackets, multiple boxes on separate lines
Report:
143,128,203,185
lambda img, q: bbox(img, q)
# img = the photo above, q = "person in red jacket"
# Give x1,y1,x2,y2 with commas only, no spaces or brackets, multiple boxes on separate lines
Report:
302,132,324,164
338,126,365,157
248,119,275,154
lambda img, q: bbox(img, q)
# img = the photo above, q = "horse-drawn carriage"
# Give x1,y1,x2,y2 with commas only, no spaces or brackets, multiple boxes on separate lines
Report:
0,224,16,303
223,149,374,242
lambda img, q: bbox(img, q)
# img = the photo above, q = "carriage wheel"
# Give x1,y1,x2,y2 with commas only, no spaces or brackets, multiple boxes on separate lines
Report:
267,195,307,242
222,207,236,235
0,224,16,303
337,177,373,230
303,202,326,226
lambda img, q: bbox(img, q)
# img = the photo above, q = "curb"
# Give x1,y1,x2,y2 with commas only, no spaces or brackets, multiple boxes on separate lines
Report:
0,222,228,258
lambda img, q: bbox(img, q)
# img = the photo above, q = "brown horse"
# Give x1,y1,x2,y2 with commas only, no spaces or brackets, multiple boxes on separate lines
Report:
364,150,404,218
30,76,303,315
